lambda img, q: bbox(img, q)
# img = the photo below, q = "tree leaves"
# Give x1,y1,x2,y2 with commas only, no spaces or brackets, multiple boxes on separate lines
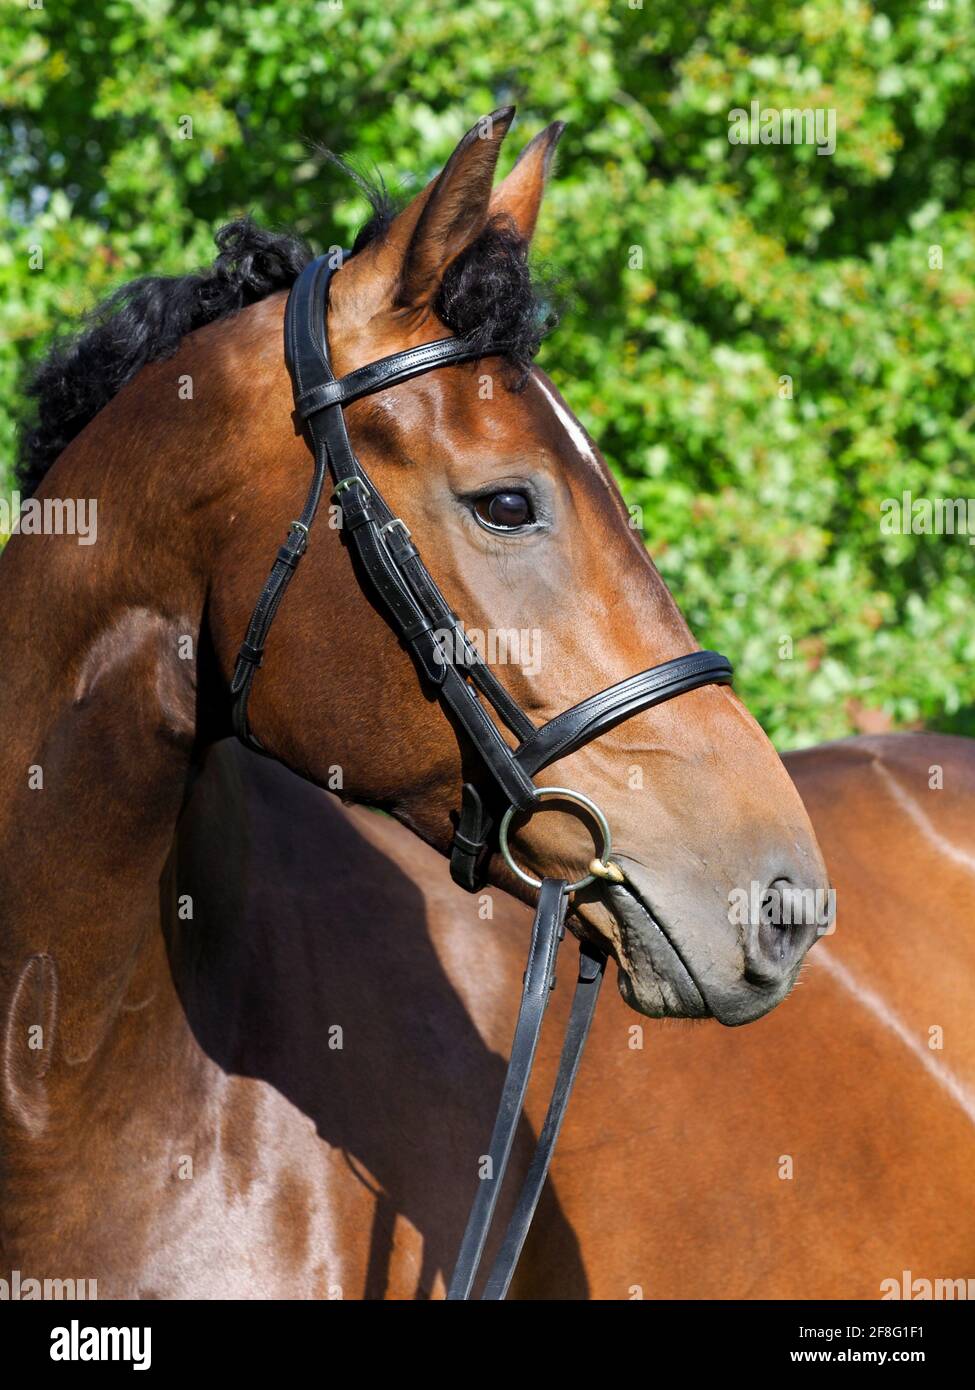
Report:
3,0,974,742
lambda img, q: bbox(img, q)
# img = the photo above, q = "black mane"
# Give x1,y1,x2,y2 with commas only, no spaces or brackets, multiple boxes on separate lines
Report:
17,170,558,497
17,221,312,497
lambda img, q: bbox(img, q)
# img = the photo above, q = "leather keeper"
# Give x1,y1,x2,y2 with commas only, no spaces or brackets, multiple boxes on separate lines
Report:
237,641,264,668
339,494,374,531
276,543,304,569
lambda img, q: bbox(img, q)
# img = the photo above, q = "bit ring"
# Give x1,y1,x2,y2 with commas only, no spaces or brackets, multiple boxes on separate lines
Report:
498,787,619,893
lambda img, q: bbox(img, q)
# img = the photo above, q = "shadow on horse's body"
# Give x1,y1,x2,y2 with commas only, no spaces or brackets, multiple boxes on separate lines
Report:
2,732,972,1296
139,732,975,1297
162,738,587,1298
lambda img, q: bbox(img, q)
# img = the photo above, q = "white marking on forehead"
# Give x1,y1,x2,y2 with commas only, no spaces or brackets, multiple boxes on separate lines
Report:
533,374,599,467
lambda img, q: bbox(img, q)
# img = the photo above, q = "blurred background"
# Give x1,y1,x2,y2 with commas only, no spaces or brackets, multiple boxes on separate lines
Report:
2,0,974,747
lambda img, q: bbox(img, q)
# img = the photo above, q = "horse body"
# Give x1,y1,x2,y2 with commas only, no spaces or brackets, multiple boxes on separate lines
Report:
522,733,975,1298
4,732,966,1298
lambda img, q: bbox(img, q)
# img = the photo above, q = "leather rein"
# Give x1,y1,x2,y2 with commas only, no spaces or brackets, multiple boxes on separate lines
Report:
231,252,733,1299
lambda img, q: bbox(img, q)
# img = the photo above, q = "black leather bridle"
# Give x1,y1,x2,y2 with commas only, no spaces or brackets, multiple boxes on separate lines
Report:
231,252,733,1299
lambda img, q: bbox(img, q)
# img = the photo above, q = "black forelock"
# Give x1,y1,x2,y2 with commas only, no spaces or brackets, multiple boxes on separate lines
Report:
436,215,558,386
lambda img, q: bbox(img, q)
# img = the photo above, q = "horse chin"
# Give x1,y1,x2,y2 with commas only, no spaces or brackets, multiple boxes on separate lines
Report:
603,881,712,1020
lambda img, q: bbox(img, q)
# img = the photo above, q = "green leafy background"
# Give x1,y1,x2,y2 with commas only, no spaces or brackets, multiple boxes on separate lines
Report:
3,0,973,747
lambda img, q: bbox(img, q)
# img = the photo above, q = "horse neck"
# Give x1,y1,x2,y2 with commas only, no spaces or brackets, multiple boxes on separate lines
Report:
0,378,226,1142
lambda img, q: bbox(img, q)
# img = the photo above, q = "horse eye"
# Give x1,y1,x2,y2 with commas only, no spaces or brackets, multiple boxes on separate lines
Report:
475,491,534,531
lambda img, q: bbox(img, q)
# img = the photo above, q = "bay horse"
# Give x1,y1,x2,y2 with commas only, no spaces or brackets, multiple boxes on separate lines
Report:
7,727,962,1299
163,730,973,1298
0,110,831,1294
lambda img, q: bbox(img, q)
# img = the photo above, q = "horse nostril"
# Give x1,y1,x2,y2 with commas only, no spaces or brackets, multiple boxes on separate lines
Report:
744,876,824,980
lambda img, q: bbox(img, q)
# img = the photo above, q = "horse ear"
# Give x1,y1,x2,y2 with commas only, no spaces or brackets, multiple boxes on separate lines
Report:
488,122,565,244
371,108,515,310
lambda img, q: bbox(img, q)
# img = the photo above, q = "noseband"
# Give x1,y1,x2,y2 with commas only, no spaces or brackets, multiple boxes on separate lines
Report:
231,253,733,1299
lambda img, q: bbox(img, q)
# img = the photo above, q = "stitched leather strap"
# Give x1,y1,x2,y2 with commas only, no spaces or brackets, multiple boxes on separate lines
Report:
294,337,502,418
480,940,605,1299
515,651,734,777
450,782,493,892
446,877,567,1301
281,256,538,811
230,494,324,753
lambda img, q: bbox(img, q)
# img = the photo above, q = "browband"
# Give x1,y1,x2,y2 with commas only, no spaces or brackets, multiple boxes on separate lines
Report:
294,337,498,419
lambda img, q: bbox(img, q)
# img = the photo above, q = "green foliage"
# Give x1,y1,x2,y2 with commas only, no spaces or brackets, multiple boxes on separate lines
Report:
3,0,974,745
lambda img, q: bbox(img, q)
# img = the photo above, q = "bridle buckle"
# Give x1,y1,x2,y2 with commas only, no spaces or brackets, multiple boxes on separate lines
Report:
288,519,309,553
332,476,366,500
